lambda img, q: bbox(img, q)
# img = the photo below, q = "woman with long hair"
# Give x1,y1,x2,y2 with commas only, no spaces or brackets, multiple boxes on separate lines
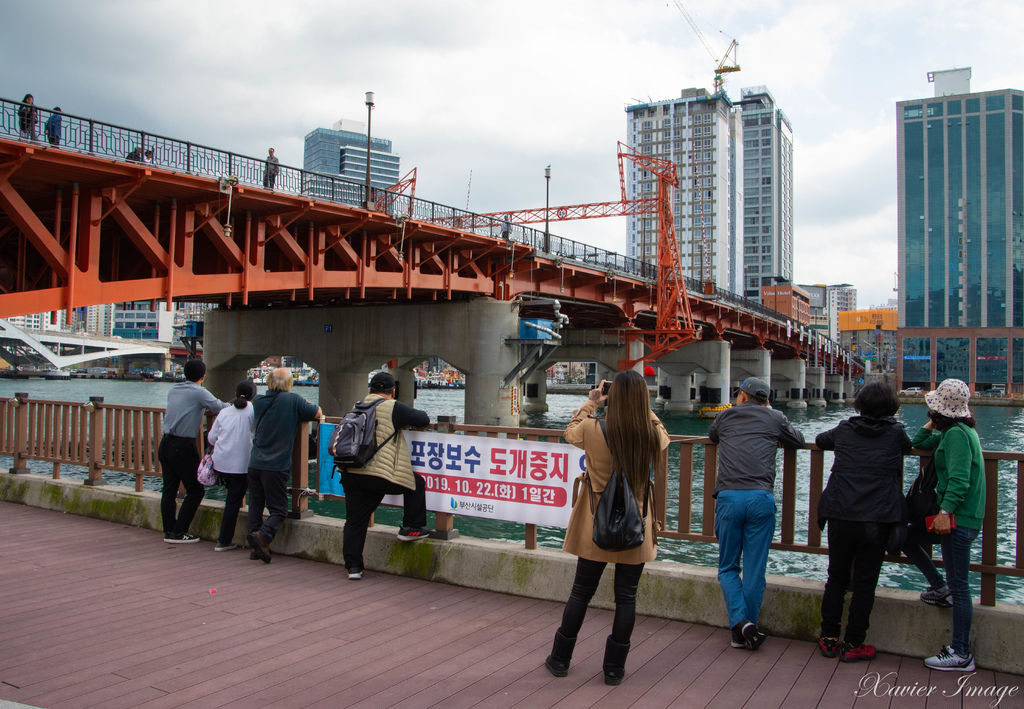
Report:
544,369,669,685
903,378,985,671
207,380,257,551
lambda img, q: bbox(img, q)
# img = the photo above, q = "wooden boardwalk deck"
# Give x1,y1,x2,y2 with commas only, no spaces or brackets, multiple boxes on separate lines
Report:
1,502,1022,709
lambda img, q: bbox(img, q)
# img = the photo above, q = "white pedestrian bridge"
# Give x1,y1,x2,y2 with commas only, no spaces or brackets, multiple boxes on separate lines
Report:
0,319,169,370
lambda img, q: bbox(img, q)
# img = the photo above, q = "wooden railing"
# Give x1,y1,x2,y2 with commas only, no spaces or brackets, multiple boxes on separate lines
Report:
3,395,1022,605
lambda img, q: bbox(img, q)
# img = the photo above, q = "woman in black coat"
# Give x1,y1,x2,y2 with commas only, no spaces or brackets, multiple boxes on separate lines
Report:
815,382,911,662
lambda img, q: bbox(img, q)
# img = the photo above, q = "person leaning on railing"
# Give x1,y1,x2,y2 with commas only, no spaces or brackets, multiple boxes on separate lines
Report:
207,380,257,552
902,378,986,672
544,369,670,686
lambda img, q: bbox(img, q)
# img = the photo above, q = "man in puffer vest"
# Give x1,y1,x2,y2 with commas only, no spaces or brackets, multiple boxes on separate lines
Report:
340,371,431,580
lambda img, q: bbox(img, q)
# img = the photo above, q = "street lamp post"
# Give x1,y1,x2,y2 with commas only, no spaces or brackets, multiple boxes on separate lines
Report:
544,165,551,252
364,91,374,210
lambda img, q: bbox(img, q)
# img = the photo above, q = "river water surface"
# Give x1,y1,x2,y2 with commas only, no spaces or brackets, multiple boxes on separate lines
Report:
4,378,1023,603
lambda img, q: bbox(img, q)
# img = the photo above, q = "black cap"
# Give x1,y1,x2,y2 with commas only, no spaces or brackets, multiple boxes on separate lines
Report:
369,371,396,393
183,359,206,382
740,377,770,402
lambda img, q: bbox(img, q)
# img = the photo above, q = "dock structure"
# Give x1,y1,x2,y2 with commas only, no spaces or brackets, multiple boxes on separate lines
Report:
4,501,1022,709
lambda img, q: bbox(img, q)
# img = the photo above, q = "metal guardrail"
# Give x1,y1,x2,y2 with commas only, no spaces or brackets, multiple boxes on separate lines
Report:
2,394,1020,605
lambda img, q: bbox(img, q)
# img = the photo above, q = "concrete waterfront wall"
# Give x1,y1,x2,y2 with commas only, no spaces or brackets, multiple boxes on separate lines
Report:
3,471,1024,674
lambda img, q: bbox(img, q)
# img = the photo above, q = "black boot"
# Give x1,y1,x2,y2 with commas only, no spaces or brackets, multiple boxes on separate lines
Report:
603,635,631,686
544,629,576,677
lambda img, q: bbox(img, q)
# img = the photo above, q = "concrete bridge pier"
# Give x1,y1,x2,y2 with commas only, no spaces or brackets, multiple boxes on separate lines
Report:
521,370,549,413
203,298,522,426
657,371,695,411
805,366,827,407
203,353,266,402
845,377,858,402
825,374,845,404
730,348,771,395
657,340,731,410
770,358,807,409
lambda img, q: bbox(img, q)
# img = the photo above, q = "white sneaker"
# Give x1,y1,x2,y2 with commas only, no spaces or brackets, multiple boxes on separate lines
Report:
214,543,237,552
924,645,975,671
164,533,200,544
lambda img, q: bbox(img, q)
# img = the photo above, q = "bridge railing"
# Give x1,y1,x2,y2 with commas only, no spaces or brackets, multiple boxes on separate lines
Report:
2,394,1021,605
1,97,656,282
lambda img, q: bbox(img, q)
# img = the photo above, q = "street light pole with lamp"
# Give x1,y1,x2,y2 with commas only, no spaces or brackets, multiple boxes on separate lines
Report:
544,165,551,252
364,91,374,210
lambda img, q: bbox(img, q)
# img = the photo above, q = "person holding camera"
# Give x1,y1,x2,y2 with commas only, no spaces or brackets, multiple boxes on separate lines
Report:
902,378,985,672
544,370,669,686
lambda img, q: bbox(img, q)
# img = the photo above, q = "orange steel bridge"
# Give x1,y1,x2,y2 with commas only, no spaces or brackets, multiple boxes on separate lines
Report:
0,98,857,374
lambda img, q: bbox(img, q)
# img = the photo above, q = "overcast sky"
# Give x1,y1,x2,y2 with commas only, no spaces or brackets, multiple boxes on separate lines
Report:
4,0,1022,308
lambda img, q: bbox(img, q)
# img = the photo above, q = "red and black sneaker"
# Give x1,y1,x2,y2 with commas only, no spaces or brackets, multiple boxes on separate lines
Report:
839,642,876,663
397,527,432,541
818,636,841,658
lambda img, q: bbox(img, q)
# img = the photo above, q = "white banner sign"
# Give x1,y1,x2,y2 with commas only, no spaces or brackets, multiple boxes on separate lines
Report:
399,430,585,528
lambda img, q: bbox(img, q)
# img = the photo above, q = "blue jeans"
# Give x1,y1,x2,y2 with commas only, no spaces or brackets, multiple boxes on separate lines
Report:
715,489,776,628
905,526,979,655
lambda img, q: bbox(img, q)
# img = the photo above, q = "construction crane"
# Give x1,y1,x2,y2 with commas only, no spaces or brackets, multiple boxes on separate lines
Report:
374,167,417,213
485,142,698,368
672,0,740,95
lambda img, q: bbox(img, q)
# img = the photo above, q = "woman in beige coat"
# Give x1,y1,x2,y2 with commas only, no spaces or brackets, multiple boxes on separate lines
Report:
544,369,670,685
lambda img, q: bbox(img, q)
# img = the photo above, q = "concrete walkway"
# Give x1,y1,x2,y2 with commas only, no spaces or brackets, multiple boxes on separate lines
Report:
1,502,1022,709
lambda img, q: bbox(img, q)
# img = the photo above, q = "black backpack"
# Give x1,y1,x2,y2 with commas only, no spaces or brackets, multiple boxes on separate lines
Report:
590,420,650,551
905,456,939,544
328,398,397,472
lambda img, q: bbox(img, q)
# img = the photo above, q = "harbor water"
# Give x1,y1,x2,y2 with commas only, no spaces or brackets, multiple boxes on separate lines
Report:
3,378,1023,603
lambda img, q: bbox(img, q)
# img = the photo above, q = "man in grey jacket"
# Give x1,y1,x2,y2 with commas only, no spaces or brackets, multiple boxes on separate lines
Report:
159,359,228,543
707,376,805,651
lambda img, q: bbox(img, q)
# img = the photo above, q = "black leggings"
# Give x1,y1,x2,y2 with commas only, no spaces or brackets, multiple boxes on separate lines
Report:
558,557,644,643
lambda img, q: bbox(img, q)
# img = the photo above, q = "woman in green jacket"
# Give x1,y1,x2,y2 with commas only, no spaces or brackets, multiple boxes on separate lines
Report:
903,378,985,672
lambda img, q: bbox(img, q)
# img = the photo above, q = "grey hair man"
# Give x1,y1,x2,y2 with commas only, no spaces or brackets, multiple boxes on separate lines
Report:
246,367,321,562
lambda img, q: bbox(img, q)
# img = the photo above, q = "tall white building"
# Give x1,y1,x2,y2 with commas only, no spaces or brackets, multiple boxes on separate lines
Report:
737,87,794,301
625,88,743,292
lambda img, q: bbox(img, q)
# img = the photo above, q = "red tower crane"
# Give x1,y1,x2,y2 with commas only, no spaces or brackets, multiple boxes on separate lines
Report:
484,142,698,367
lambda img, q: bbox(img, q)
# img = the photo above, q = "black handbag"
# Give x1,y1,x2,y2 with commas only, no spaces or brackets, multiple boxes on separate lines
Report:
905,456,940,545
590,420,650,551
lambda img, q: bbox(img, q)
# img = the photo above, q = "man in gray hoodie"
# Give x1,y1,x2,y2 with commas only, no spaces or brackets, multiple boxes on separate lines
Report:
707,376,805,651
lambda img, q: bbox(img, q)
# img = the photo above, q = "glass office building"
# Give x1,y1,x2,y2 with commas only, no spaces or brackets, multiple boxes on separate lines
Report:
896,68,1024,390
303,120,401,192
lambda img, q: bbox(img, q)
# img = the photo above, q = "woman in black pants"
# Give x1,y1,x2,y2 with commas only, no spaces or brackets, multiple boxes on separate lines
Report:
544,370,669,685
207,381,257,551
815,382,911,661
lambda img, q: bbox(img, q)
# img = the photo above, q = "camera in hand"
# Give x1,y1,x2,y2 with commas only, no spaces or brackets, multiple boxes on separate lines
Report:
601,381,610,395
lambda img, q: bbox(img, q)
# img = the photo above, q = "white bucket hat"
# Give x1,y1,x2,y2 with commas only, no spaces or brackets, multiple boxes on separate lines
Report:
925,378,972,419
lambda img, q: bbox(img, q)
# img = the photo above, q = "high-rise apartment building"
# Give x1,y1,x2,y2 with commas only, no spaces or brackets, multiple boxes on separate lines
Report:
738,87,794,301
799,283,855,340
625,89,743,292
897,68,1024,391
303,119,401,192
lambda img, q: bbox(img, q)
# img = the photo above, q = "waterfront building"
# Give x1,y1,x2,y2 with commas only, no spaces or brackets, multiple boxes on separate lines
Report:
799,283,857,342
625,88,744,292
896,68,1024,392
303,119,401,197
761,282,810,325
737,87,795,302
838,308,897,372
111,301,174,341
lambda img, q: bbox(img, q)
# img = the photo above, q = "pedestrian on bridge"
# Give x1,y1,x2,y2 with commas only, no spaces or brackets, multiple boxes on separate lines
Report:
18,94,37,142
44,107,61,146
158,358,229,543
246,367,321,563
263,148,280,189
707,377,805,652
545,370,670,686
